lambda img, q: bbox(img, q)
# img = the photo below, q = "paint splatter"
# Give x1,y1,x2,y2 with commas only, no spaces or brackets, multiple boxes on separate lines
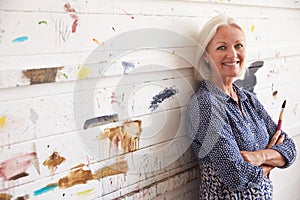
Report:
23,67,62,85
0,193,12,200
92,38,104,46
97,120,142,153
251,25,255,33
43,152,66,174
0,115,6,128
149,87,179,111
76,188,94,196
112,27,116,31
234,61,264,94
272,90,278,97
58,168,94,189
83,114,119,130
122,61,135,75
0,152,37,181
111,92,121,105
77,67,90,79
15,194,30,200
122,9,135,19
93,160,128,180
64,2,79,33
33,183,58,196
12,36,28,43
38,20,47,25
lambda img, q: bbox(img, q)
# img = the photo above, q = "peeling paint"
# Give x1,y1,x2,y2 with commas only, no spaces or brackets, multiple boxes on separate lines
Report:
149,87,178,111
23,67,62,85
97,120,142,153
83,114,119,130
43,152,66,174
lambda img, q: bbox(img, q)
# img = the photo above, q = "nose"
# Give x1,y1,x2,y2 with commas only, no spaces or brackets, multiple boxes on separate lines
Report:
227,46,238,58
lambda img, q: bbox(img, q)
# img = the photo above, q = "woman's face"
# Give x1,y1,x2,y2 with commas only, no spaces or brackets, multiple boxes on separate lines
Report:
205,24,246,80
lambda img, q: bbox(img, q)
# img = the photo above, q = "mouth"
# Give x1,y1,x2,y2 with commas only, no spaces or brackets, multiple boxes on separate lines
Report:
222,61,240,66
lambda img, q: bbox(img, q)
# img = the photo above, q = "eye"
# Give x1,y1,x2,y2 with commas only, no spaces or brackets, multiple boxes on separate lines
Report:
217,46,226,50
235,43,244,49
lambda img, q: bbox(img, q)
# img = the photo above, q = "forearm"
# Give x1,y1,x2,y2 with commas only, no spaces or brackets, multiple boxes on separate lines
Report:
260,149,286,167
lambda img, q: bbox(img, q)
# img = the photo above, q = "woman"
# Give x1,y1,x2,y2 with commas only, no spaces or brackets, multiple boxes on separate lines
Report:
186,14,296,199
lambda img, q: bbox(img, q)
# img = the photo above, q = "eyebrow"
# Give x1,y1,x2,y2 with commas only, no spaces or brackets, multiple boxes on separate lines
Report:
216,39,245,45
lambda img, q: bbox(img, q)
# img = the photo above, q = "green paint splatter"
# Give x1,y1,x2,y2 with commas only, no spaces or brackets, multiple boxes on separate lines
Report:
38,20,47,25
63,73,68,79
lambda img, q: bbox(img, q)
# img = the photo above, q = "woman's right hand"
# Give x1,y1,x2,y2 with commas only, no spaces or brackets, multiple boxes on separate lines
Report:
266,130,285,148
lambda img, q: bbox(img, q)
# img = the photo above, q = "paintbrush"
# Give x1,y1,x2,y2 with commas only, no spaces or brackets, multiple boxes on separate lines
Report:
276,100,286,131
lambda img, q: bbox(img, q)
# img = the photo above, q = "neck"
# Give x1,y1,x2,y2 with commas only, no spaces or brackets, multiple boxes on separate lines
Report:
209,76,237,101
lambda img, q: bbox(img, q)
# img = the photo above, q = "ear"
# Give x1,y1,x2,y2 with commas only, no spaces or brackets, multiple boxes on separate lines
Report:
203,52,210,63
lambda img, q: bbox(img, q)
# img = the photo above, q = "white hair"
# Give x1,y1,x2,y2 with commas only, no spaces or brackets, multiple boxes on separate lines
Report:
194,14,245,81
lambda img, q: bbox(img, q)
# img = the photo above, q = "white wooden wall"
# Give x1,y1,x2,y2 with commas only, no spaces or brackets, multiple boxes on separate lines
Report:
0,0,299,199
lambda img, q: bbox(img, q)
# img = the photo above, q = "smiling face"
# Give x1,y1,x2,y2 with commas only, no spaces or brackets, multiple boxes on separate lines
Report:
205,24,246,82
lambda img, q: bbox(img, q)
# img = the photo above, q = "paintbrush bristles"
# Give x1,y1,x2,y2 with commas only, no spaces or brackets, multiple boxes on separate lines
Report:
282,100,286,108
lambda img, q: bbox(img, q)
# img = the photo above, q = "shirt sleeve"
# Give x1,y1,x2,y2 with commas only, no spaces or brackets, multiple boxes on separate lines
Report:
186,93,264,192
249,93,297,168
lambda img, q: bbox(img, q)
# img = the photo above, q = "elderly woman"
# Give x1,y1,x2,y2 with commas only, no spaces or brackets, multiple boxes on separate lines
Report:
186,14,296,199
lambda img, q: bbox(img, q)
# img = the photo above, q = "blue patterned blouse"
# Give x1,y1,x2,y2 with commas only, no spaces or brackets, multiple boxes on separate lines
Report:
186,80,296,199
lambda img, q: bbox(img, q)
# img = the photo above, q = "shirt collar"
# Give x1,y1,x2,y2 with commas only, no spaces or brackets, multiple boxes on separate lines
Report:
202,80,248,103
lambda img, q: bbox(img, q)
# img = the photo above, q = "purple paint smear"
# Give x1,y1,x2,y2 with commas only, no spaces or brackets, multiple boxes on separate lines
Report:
149,87,178,111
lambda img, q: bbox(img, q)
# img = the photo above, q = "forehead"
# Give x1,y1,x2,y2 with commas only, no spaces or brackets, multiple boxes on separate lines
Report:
211,24,245,43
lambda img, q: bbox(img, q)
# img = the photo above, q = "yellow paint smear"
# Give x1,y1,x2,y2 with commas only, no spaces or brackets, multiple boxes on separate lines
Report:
251,25,255,33
78,67,90,80
0,116,6,128
97,120,142,153
76,188,94,196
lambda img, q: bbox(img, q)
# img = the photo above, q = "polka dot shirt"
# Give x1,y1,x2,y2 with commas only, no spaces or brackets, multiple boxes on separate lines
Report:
186,80,297,199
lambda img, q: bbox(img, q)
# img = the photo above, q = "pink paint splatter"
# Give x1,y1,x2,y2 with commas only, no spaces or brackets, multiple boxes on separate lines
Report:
0,152,37,181
111,92,121,106
64,2,79,33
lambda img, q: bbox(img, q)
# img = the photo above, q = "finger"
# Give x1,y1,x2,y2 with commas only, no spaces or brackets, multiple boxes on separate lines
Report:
267,130,281,148
276,134,285,145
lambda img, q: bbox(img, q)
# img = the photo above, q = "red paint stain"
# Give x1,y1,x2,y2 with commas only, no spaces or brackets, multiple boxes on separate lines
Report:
0,152,37,181
111,92,121,105
64,2,79,33
122,9,135,19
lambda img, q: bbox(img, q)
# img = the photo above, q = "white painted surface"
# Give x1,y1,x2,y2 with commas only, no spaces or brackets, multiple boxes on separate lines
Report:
0,0,299,199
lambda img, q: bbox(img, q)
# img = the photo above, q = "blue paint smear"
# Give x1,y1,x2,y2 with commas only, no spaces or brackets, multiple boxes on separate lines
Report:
33,183,58,196
149,87,178,111
121,61,135,74
12,36,29,43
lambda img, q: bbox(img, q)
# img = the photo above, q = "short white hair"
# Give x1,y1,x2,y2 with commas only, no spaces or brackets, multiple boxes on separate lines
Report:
194,14,245,81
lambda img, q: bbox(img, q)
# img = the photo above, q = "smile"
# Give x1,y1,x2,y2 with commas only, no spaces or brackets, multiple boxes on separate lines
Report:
222,61,240,66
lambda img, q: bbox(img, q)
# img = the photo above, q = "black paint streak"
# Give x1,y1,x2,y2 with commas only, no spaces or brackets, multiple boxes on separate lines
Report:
234,61,264,93
8,172,29,181
149,87,178,111
83,114,119,130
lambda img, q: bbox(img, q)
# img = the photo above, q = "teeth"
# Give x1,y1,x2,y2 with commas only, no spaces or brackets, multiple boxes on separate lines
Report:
223,62,239,66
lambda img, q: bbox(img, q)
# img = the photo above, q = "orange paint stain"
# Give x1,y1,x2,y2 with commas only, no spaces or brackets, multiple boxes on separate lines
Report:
0,193,12,200
58,167,94,189
92,38,105,46
43,152,66,174
97,120,142,153
93,160,128,180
